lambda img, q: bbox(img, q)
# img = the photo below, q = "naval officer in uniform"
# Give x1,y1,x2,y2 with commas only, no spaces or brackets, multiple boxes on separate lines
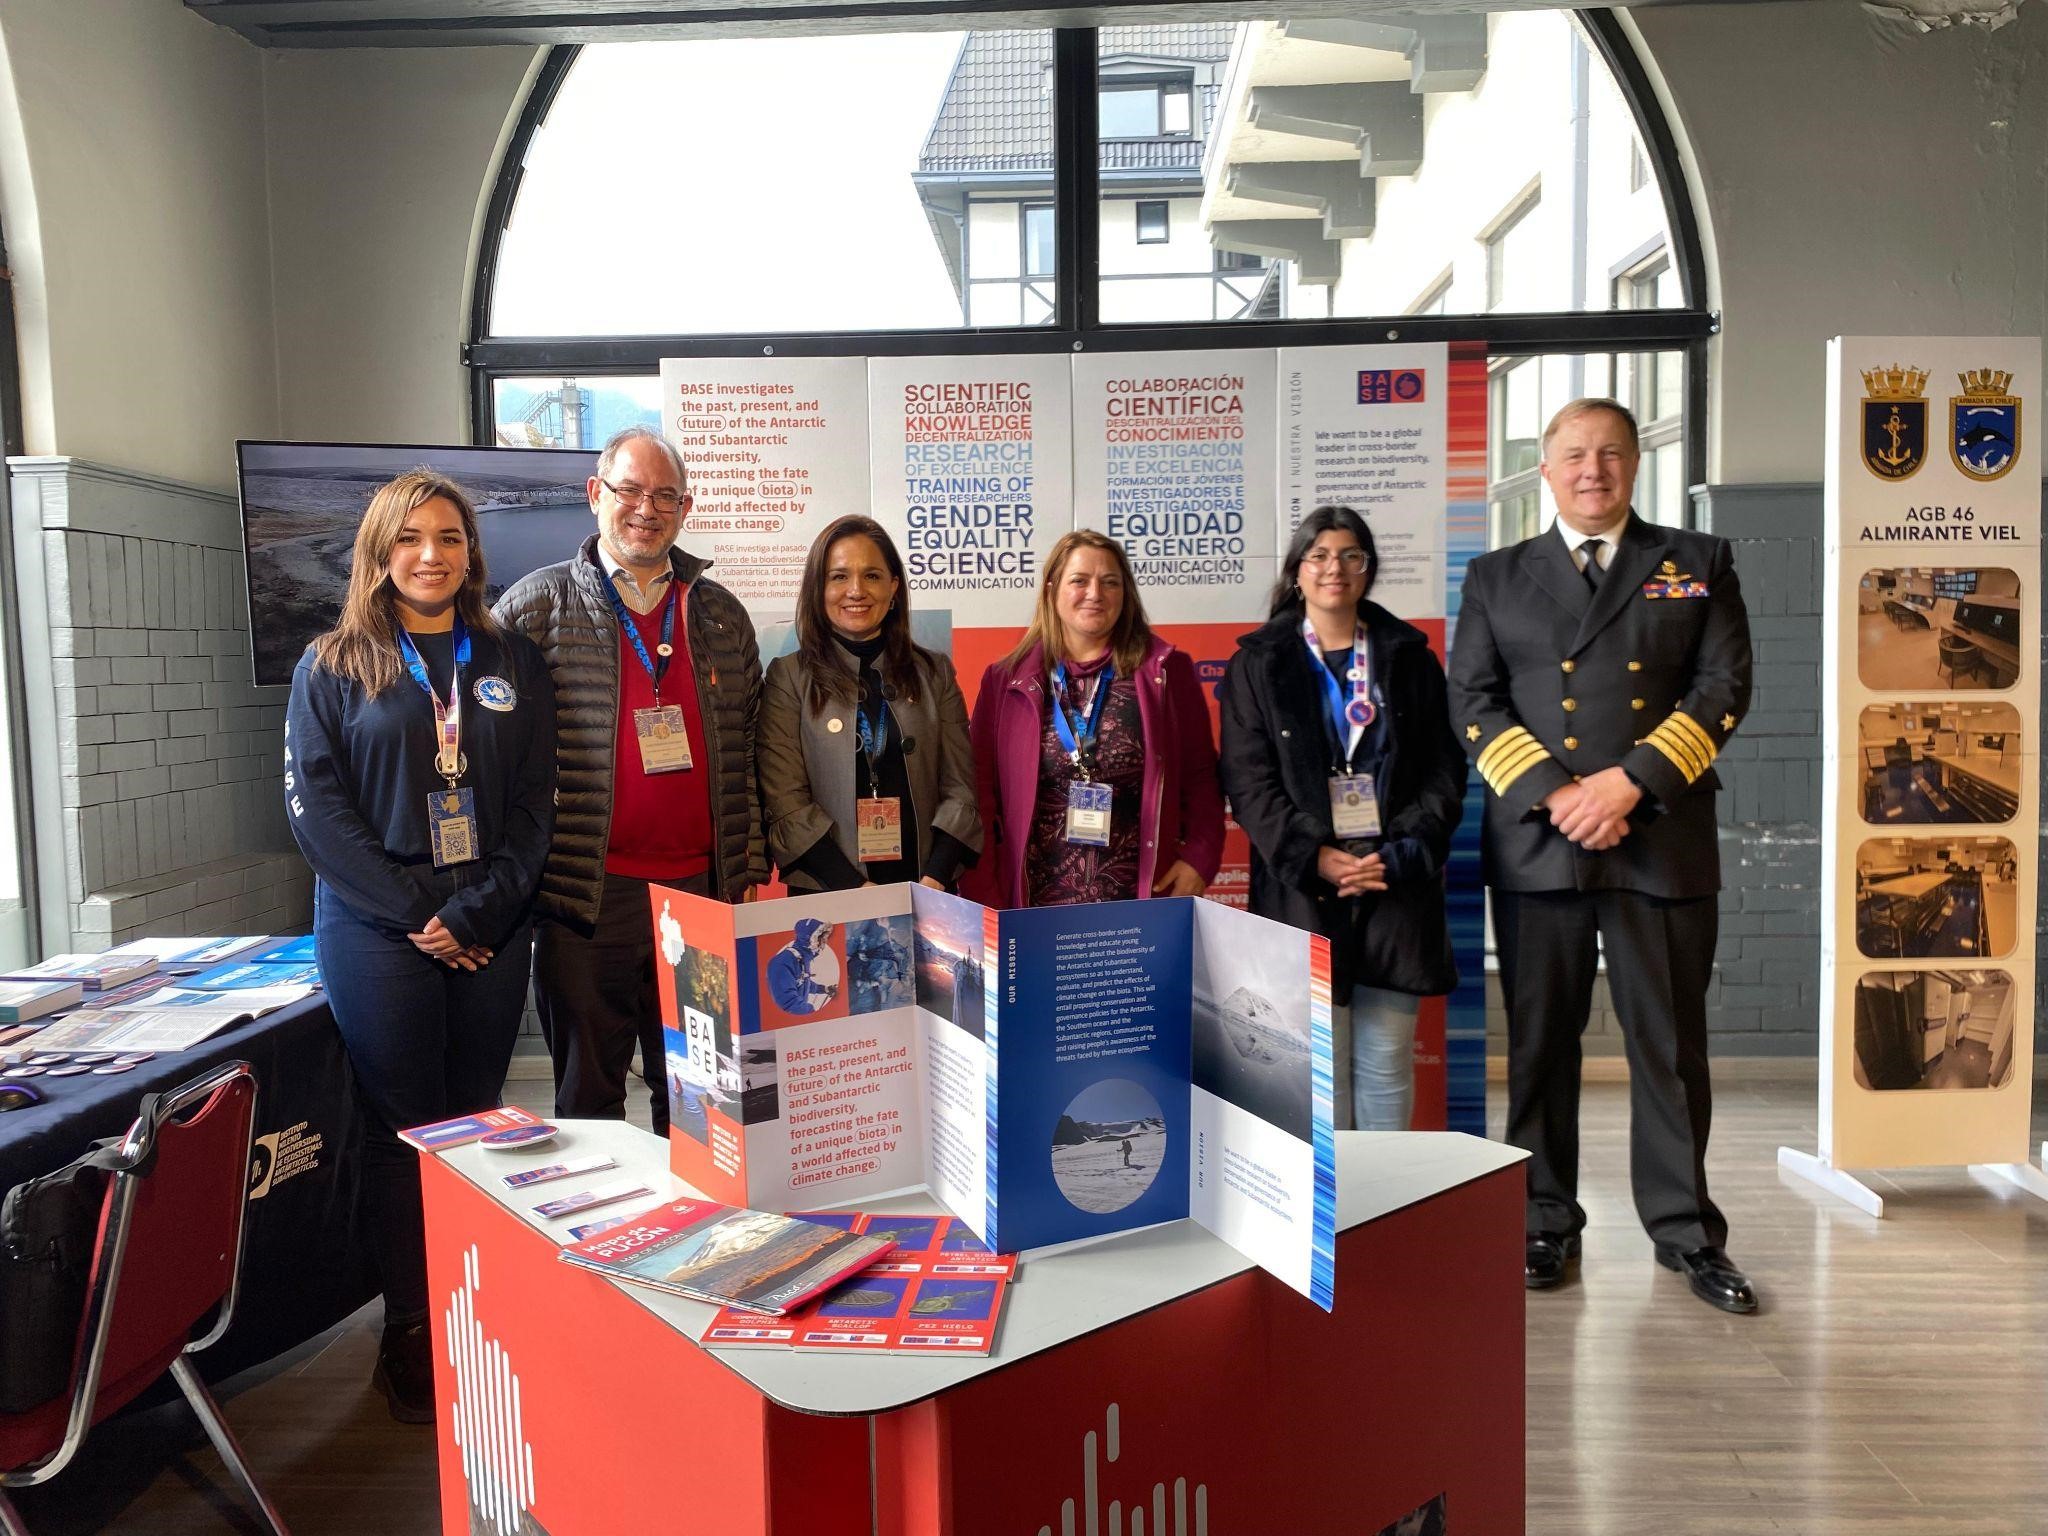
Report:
1448,397,1757,1314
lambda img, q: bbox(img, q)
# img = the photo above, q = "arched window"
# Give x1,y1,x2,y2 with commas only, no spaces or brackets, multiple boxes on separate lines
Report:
470,9,1710,540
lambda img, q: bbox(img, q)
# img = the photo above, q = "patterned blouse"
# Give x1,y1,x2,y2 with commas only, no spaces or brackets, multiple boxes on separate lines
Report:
1024,653,1146,906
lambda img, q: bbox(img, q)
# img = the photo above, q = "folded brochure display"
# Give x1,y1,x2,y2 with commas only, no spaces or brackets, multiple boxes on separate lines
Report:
654,880,1339,1310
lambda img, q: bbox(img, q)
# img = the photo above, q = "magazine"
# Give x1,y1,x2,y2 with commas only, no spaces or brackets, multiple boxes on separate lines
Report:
117,936,268,971
701,1210,1014,1355
185,961,322,990
0,984,316,1059
653,881,1337,1309
0,980,82,1024
556,1198,896,1315
2,948,160,991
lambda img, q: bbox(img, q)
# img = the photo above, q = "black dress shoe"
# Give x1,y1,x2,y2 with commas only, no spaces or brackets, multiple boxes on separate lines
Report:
1524,1232,1580,1290
1655,1244,1759,1314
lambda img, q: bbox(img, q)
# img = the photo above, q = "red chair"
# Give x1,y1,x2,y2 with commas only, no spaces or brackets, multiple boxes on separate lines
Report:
0,1061,289,1535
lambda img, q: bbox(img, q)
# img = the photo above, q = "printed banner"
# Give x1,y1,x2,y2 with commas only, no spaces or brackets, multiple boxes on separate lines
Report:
1817,336,2040,1173
659,357,870,611
1070,349,1279,625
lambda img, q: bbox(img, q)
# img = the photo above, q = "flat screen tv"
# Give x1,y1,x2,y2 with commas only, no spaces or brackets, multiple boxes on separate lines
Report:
236,441,596,687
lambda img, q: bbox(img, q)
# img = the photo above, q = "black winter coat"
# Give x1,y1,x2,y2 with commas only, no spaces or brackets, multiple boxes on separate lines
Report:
494,537,765,929
1218,604,1467,1001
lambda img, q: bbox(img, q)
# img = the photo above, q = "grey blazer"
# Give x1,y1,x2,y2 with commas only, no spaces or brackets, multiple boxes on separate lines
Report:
758,646,983,891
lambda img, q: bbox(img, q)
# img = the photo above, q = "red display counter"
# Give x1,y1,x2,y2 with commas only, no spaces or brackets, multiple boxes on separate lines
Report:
420,1122,1526,1536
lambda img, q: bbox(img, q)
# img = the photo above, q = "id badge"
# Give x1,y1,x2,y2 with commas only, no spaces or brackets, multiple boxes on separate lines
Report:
634,705,693,774
1328,773,1382,839
1065,780,1113,846
428,786,479,867
856,797,903,862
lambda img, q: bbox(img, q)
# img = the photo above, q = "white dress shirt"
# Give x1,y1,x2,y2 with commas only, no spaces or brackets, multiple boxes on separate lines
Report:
597,542,675,615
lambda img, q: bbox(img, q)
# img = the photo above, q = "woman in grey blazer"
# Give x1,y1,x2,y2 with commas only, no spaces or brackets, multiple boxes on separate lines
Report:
759,515,982,892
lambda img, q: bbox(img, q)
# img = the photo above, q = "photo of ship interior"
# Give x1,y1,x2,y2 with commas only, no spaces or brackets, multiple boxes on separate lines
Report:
1858,568,2022,691
1858,702,2021,824
1856,837,2017,960
1853,970,2016,1092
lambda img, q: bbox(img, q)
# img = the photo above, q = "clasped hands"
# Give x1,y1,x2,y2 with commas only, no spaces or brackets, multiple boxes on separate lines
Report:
1317,845,1388,897
408,916,493,971
1542,766,1641,852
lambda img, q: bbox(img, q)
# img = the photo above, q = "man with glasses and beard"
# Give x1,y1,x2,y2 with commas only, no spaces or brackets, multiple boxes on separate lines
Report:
497,426,764,1136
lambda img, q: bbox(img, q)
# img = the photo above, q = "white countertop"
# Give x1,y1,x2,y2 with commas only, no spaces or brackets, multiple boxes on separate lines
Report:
433,1119,1525,1417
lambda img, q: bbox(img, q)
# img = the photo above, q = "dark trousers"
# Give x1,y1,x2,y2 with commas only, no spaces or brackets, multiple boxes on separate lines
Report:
1493,886,1726,1251
535,869,713,1138
315,879,531,1323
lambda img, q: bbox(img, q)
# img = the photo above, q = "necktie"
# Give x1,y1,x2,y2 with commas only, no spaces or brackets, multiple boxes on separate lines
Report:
1578,538,1605,593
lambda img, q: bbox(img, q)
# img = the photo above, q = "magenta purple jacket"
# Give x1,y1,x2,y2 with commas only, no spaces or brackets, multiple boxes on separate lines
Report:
967,636,1226,908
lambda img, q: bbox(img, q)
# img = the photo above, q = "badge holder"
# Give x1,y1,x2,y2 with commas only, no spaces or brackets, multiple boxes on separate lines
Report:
428,749,478,868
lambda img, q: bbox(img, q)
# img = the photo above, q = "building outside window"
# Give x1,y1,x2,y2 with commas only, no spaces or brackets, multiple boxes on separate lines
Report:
1135,200,1170,243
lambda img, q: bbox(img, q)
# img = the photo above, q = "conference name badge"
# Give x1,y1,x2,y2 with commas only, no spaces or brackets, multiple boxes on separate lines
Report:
473,675,517,712
1064,781,1113,847
634,705,693,774
428,786,479,868
856,796,903,862
1328,773,1382,839
1642,559,1709,600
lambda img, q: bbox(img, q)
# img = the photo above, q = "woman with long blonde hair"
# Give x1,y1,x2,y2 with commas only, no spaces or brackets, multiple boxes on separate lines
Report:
285,469,556,1424
967,529,1223,908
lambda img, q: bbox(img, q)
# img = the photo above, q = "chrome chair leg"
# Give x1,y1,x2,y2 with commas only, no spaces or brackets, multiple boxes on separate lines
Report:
0,1489,30,1536
168,1357,292,1536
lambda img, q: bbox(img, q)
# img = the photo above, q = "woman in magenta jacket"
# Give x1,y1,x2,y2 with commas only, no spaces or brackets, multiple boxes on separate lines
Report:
968,530,1225,908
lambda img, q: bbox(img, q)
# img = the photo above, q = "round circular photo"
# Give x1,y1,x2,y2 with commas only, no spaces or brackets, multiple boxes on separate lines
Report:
1050,1079,1166,1215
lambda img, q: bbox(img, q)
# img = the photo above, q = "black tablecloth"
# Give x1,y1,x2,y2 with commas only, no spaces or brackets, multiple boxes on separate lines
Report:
0,993,377,1404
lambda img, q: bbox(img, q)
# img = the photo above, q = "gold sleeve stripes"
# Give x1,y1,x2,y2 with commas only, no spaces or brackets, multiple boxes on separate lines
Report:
1645,711,1719,785
1476,726,1553,796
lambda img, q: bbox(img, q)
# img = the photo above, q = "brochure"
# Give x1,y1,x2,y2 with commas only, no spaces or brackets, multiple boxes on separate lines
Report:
185,961,323,990
701,1209,1015,1355
557,1198,896,1315
2,948,160,991
246,936,317,965
0,980,83,1024
1,984,315,1058
399,1106,546,1152
651,883,1337,1309
117,936,268,971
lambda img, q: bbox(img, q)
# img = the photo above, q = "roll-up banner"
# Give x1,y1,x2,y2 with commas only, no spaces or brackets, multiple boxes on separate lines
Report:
1798,336,2041,1200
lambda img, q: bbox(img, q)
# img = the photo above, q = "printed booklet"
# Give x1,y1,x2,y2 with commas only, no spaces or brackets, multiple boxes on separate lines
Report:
652,882,1337,1310
555,1198,895,1315
701,1209,1014,1355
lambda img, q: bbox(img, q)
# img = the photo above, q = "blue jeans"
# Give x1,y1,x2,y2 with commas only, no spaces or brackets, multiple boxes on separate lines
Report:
316,876,532,1321
1333,988,1420,1132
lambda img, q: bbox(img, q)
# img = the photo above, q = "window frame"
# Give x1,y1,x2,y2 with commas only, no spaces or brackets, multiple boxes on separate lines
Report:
468,11,1715,501
1133,199,1170,244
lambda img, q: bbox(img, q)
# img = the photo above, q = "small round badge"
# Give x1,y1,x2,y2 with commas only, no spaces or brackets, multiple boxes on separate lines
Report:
473,676,518,712
1346,699,1378,727
71,1053,117,1065
114,1052,156,1065
480,1123,558,1150
826,718,844,734
9,1065,45,1078
1346,666,1367,682
27,1054,70,1066
655,643,674,658
91,1064,137,1076
45,1064,93,1077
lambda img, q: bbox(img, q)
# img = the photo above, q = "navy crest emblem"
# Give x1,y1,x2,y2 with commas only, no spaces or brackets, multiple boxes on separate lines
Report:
1861,364,1929,481
1949,368,2020,482
473,675,517,712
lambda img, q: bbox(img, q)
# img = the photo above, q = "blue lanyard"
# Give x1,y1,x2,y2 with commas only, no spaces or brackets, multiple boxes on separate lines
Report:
1050,660,1114,777
855,687,891,772
602,575,678,700
1302,619,1374,768
399,620,470,784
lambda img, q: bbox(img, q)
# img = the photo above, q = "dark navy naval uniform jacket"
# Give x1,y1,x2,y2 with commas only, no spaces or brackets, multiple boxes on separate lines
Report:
1447,512,1752,898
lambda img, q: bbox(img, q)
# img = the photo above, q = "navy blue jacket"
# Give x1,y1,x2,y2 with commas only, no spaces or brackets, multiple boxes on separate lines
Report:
285,625,558,949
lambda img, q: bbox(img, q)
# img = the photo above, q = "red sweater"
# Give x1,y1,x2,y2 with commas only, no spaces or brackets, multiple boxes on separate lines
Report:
605,594,714,881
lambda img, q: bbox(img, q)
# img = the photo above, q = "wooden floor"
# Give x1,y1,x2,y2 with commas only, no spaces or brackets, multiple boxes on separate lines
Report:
12,1072,2048,1535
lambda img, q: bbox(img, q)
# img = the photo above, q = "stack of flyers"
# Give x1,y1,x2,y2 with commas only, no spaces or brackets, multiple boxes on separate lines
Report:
2,948,159,991
186,961,322,990
531,1179,656,1223
246,936,317,966
118,937,267,972
398,1106,548,1152
701,1210,1014,1355
557,1199,895,1315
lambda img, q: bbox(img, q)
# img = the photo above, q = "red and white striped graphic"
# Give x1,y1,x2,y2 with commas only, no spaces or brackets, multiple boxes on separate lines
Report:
444,1244,539,1536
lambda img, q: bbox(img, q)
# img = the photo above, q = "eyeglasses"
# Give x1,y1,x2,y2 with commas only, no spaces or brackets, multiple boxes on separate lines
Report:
600,478,685,514
1300,548,1368,571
